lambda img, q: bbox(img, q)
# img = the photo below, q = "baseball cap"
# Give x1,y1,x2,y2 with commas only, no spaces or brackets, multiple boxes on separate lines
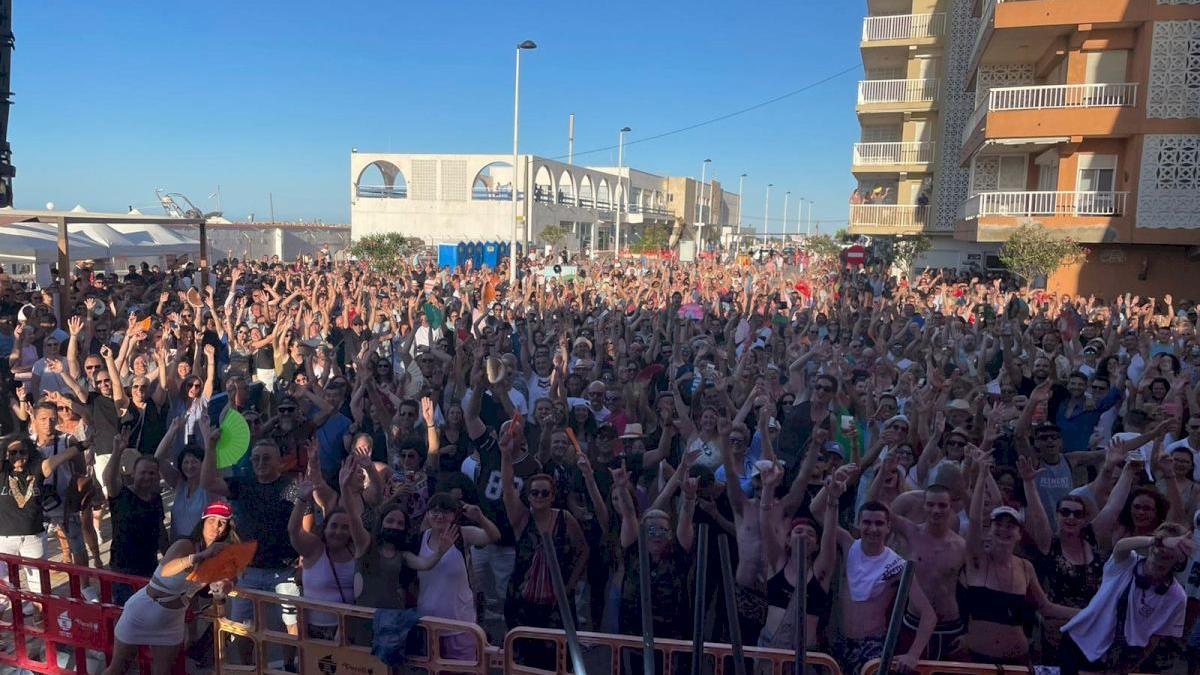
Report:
990,506,1023,523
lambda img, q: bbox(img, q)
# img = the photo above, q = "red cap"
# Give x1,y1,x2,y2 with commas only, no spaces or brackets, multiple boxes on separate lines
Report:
203,502,233,521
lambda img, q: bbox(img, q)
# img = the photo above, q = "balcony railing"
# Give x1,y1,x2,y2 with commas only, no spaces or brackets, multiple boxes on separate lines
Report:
862,13,945,42
858,79,939,105
990,82,1138,110
850,204,930,229
961,83,1139,143
964,191,1129,218
356,185,408,199
853,141,936,166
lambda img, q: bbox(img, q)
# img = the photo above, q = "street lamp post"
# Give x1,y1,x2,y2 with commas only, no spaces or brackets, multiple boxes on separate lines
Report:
764,184,774,243
736,173,746,252
695,159,710,253
510,39,537,286
797,197,806,237
807,200,814,236
615,126,630,256
782,192,790,243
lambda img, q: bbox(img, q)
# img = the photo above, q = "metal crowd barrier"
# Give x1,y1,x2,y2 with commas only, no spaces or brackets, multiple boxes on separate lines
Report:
0,553,170,674
504,626,844,675
211,586,492,675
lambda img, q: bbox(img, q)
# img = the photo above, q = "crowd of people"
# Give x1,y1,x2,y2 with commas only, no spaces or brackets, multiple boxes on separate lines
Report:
0,246,1198,674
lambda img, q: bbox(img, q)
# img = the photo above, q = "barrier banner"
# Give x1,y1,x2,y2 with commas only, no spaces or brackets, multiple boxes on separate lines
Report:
303,645,388,675
41,596,105,648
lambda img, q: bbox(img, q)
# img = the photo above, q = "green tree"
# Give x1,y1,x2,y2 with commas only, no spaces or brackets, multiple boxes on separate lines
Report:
631,223,672,254
349,232,425,274
803,234,843,265
539,224,569,249
998,221,1088,285
891,235,932,270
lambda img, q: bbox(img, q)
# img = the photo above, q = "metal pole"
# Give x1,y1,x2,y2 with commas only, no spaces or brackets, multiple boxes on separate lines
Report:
717,536,746,675
797,198,805,238
690,523,709,675
510,45,522,286
269,192,275,224
638,522,655,675
696,161,708,250
736,174,745,251
615,128,627,256
807,201,814,237
794,538,808,675
55,216,68,325
782,192,790,242
199,218,209,293
877,562,915,675
540,530,589,675
764,184,773,240
568,113,575,165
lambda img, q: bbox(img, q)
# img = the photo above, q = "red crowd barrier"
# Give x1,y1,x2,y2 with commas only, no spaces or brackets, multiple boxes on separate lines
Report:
0,553,183,674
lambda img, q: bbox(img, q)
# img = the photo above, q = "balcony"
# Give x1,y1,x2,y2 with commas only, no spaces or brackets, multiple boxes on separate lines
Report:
972,0,1149,70
960,190,1129,242
857,79,939,113
861,13,945,43
849,204,939,234
962,83,1140,152
852,141,936,171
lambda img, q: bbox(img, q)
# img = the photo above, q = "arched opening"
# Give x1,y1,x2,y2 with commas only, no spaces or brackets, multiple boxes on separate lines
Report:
578,176,595,208
596,179,611,209
355,161,408,199
557,171,576,205
615,184,627,212
533,166,555,205
472,161,516,200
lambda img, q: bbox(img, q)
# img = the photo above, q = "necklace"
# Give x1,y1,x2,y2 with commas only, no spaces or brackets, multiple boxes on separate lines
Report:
7,473,35,509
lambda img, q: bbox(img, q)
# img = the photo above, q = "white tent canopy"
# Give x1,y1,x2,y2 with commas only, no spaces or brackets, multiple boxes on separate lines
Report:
67,222,147,257
108,222,199,255
0,223,110,263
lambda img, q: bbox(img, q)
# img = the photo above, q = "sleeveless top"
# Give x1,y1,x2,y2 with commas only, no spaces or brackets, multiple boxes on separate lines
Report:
417,529,475,623
169,483,208,542
303,549,357,627
147,557,207,604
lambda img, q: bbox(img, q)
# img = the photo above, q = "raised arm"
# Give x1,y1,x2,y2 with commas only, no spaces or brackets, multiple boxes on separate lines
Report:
288,482,324,560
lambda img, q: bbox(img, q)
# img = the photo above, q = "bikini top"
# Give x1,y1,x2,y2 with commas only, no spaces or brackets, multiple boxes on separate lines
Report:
959,582,1033,626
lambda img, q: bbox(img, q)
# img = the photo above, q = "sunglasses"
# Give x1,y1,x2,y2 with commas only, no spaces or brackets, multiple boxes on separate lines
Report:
528,489,552,498
188,381,202,389
95,378,112,385
278,407,297,414
814,384,835,393
1057,507,1084,519
646,525,670,538
132,383,149,390
728,436,747,445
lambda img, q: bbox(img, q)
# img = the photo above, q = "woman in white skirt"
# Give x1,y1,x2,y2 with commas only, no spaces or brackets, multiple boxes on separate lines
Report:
104,501,237,675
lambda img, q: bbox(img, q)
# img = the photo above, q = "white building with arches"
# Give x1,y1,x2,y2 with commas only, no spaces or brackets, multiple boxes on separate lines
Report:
350,152,678,252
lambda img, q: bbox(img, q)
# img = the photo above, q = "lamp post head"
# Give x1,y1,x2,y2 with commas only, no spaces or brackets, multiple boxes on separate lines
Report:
620,126,631,133
703,158,712,163
740,173,747,178
518,40,537,50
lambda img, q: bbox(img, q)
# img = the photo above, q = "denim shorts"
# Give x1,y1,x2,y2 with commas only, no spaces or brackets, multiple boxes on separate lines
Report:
229,566,300,628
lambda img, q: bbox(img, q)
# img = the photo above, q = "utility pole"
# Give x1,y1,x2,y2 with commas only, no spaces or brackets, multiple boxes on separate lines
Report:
736,173,746,252
764,184,773,242
782,192,790,242
269,192,275,224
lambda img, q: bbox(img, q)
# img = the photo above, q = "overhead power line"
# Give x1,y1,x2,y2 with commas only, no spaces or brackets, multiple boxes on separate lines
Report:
551,63,862,161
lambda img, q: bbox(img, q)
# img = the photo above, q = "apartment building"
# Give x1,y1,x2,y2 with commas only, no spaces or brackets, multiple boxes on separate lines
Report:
853,0,1200,293
350,152,737,253
851,0,997,268
958,0,1200,295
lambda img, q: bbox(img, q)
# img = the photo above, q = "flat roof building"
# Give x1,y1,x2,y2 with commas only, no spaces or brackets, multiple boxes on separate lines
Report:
350,152,739,253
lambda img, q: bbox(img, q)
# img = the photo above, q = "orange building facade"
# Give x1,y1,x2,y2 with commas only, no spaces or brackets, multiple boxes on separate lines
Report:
958,0,1200,297
853,0,1200,297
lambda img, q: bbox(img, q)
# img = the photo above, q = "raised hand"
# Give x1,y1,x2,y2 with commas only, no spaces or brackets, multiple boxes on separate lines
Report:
68,315,84,337
682,476,699,501
100,345,113,360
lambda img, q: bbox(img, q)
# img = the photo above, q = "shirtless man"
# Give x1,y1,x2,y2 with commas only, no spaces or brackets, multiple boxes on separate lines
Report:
890,482,967,660
829,500,936,674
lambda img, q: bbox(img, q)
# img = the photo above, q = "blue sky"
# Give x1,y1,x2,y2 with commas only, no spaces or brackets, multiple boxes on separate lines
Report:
14,1,865,233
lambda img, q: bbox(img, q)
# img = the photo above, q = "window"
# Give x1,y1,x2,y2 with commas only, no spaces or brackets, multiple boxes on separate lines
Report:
1077,155,1116,192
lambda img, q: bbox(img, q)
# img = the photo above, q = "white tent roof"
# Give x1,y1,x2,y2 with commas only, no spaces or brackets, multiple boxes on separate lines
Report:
70,204,88,213
67,222,150,257
0,223,111,263
108,222,199,255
